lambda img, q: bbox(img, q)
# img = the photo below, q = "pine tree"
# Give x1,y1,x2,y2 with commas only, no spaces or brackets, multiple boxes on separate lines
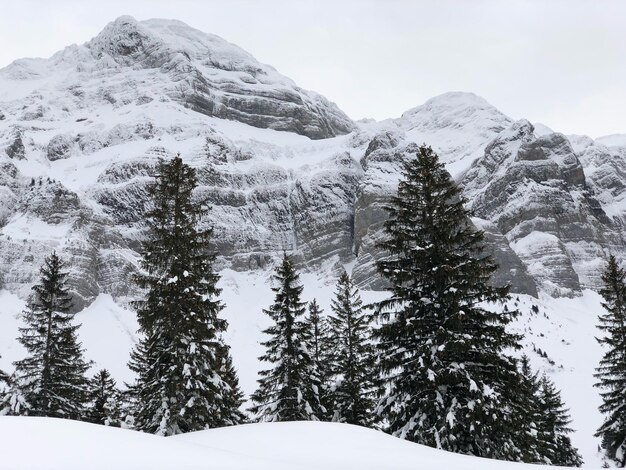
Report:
0,358,9,410
327,271,377,426
86,369,121,426
0,358,8,389
128,155,238,435
306,299,332,420
215,341,247,425
11,252,90,419
595,255,626,465
249,254,322,422
374,145,523,459
515,355,542,463
536,375,582,466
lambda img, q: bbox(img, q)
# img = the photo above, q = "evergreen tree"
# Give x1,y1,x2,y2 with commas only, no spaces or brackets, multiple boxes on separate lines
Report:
11,252,90,419
215,341,247,425
374,145,523,459
306,299,332,420
86,369,121,426
128,155,238,435
515,355,542,463
536,375,582,466
249,254,322,422
595,255,626,465
327,271,377,426
0,357,8,388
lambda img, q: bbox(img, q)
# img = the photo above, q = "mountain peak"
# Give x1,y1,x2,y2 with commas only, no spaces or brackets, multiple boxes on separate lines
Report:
0,15,354,139
401,91,508,123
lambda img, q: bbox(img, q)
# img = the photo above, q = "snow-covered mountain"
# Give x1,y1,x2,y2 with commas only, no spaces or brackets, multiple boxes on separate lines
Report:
1,16,623,305
1,15,625,466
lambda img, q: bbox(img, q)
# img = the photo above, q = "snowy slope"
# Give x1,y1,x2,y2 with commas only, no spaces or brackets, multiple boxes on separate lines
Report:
0,417,603,470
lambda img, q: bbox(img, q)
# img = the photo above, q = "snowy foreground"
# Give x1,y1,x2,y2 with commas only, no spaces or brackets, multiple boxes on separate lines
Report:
0,417,601,470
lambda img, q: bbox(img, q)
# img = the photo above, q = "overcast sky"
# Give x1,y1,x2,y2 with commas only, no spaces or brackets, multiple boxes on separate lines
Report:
1,0,624,137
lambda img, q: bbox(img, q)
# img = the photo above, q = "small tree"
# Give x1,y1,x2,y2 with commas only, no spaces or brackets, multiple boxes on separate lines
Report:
215,342,247,425
327,271,376,426
86,369,121,426
11,252,90,419
595,255,626,465
306,299,332,420
128,155,237,435
374,145,522,459
536,375,582,466
515,355,542,463
249,254,322,422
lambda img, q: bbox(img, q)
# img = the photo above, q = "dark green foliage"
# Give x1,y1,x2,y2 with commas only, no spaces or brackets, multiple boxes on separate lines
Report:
86,369,121,426
215,342,247,425
595,255,626,465
306,299,333,420
327,271,377,426
536,375,583,466
374,145,523,459
514,356,582,466
249,254,322,422
128,155,239,435
0,356,8,387
11,252,89,419
515,355,542,463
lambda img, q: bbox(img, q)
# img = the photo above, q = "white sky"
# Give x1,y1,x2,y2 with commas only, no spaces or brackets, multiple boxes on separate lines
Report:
1,0,624,137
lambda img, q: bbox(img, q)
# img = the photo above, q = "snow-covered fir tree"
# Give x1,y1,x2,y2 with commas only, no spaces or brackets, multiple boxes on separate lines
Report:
514,356,581,466
595,255,626,465
215,341,247,425
9,252,90,419
536,375,582,466
86,369,122,426
306,299,332,420
128,155,239,435
374,145,523,460
515,355,542,463
327,271,377,426
249,254,322,421
0,359,8,389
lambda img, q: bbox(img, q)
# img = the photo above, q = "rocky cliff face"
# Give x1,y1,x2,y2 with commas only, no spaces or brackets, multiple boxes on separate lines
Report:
0,16,624,310
462,121,624,296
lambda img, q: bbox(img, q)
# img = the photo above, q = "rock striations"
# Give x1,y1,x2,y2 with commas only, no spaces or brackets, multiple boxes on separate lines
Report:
0,16,624,309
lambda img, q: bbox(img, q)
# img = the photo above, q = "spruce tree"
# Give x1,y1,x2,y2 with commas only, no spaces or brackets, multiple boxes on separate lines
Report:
536,375,582,466
515,355,542,463
374,145,522,459
86,369,121,426
128,155,238,435
0,359,8,389
595,255,626,465
306,299,332,420
11,252,90,419
327,271,377,426
249,254,322,422
215,341,247,425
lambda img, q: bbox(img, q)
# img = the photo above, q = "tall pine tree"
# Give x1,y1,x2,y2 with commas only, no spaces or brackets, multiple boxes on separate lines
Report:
374,145,523,459
128,155,239,435
249,254,322,422
11,252,89,419
595,255,626,465
327,271,377,426
306,299,332,420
